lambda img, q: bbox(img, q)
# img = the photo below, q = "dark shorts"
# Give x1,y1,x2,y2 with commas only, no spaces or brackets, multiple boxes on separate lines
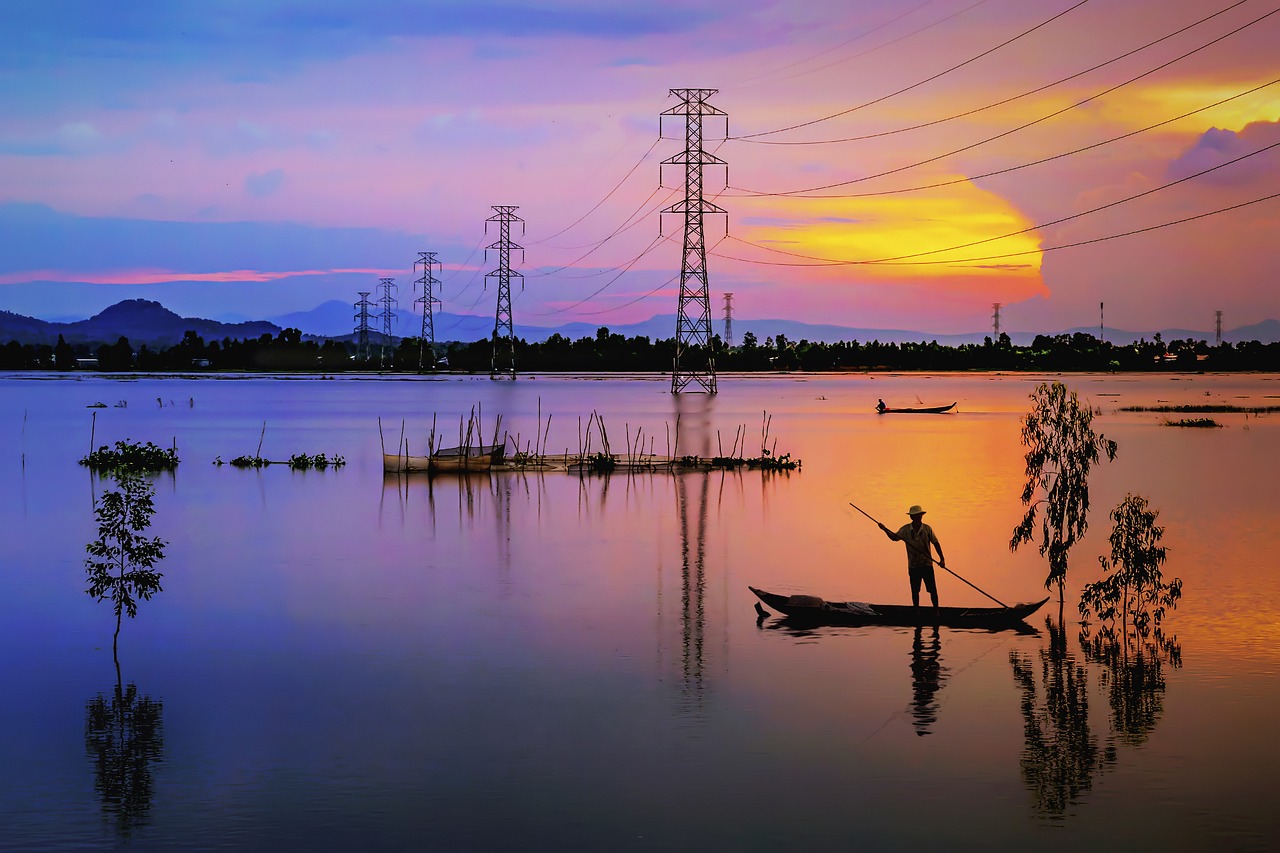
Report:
909,565,937,593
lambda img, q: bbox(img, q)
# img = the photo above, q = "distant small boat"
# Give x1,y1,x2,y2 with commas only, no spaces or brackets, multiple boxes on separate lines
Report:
383,443,506,474
876,402,956,414
749,586,1047,629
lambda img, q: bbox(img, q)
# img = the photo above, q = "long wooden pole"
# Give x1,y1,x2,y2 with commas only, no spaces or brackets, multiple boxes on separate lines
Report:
849,502,1008,608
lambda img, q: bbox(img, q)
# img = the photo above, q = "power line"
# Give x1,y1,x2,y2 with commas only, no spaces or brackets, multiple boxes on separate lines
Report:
716,189,1280,269
731,5,1280,198
724,76,1280,201
734,0,1090,141
729,0,1249,146
722,136,1280,267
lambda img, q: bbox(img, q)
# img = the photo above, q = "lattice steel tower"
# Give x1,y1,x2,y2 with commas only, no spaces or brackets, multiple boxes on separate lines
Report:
415,251,442,371
376,277,397,368
354,291,373,362
992,303,1001,338
486,205,524,379
1215,310,1224,346
722,292,735,348
662,88,726,394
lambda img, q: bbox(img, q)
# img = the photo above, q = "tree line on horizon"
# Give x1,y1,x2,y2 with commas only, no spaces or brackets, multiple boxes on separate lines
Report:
4,326,1280,372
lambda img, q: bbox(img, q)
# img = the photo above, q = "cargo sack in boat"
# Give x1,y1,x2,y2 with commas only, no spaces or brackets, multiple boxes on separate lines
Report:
785,594,826,608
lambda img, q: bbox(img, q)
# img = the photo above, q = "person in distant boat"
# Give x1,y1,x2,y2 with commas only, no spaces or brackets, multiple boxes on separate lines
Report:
878,504,945,615
876,399,887,413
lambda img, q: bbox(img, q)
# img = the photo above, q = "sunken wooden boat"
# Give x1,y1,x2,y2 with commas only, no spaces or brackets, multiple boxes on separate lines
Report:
876,402,957,414
749,586,1048,629
383,443,506,474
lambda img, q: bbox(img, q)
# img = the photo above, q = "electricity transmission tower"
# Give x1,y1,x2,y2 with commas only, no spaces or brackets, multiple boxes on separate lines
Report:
662,88,727,394
992,303,1001,338
354,291,373,362
376,277,397,368
486,205,524,379
722,292,735,348
1215,310,1223,346
415,251,441,371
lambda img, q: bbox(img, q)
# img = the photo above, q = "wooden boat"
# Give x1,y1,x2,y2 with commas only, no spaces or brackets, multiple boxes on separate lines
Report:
876,402,956,414
383,443,506,474
749,586,1048,629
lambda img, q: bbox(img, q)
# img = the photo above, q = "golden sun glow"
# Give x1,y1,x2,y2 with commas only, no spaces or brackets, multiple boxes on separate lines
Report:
743,179,1043,280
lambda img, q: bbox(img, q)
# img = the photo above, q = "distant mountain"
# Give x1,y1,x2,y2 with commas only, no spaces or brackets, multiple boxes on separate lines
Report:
0,299,281,348
5,298,1279,349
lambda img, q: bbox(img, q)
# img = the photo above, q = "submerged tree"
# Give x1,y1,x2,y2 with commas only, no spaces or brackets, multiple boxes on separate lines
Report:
1011,382,1118,604
85,471,167,659
1079,494,1183,636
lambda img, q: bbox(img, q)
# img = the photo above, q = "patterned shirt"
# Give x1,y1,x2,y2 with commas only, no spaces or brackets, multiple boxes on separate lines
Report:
895,521,940,569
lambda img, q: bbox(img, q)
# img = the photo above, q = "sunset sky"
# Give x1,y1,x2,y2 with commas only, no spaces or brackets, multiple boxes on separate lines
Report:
2,0,1278,336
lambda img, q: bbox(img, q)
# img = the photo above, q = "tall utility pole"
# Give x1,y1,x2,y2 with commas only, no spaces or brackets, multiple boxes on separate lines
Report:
1215,310,1224,346
722,292,735,348
415,251,442,371
377,277,397,368
662,88,727,394
486,205,524,379
354,291,373,362
992,303,1001,338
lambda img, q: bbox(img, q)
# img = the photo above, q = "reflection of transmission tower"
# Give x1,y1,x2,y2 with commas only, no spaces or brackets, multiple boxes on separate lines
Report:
662,88,727,394
676,471,709,706
486,205,524,380
992,303,1001,338
376,277,397,368
722,292,734,348
415,251,441,371
354,291,373,362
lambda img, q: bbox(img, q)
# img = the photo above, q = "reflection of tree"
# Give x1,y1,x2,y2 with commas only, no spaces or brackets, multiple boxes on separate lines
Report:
85,679,164,838
909,626,947,736
1010,617,1113,818
1081,626,1181,747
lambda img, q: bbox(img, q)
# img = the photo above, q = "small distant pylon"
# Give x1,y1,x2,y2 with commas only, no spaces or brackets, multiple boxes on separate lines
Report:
486,205,524,379
354,291,373,362
376,277,397,368
415,251,442,371
722,292,735,348
1215,310,1223,346
662,88,727,394
992,303,1001,338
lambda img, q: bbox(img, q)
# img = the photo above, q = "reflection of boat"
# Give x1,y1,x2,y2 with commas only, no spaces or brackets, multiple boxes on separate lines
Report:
749,586,1048,629
876,402,957,414
383,443,506,474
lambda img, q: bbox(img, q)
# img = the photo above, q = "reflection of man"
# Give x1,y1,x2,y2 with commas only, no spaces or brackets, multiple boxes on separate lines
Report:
910,625,946,736
879,504,945,616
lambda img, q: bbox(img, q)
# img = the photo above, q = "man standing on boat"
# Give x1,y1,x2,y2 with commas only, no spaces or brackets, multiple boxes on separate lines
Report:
878,505,945,616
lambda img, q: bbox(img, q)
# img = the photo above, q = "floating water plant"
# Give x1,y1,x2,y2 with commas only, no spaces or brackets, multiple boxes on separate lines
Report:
1163,418,1222,428
80,440,179,472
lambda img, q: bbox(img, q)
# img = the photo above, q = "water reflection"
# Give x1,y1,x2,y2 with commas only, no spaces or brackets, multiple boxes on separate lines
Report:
675,471,710,708
1011,617,1185,818
909,625,948,736
1081,626,1182,748
84,675,164,839
1010,617,1111,818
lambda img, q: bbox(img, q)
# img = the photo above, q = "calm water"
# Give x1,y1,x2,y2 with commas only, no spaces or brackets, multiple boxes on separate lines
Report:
1,371,1278,851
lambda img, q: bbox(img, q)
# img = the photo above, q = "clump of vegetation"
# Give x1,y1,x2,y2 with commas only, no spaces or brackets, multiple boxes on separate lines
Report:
1079,494,1183,636
81,440,179,473
214,452,345,469
1011,381,1118,604
85,471,167,659
1121,404,1280,414
287,452,345,470
1164,417,1222,428
746,449,800,471
584,452,616,473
